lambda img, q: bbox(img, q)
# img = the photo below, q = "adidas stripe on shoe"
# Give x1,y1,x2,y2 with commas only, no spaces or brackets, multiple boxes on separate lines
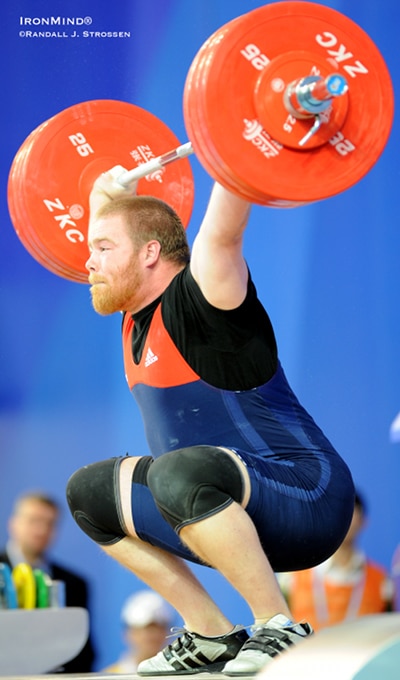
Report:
137,625,249,675
223,614,313,676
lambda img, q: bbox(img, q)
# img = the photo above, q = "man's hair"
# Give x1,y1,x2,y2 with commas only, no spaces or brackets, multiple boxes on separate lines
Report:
12,491,60,516
97,195,190,266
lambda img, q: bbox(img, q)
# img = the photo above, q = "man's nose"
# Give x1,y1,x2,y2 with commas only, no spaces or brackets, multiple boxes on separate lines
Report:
86,252,97,271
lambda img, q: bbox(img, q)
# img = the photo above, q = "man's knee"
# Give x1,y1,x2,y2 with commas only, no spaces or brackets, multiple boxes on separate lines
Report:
147,445,244,533
66,457,127,545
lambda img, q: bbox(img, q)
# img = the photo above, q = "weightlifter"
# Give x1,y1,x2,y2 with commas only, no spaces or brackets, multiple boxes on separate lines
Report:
67,173,355,675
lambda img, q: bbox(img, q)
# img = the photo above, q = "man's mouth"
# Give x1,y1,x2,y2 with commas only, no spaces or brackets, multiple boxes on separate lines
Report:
89,277,106,285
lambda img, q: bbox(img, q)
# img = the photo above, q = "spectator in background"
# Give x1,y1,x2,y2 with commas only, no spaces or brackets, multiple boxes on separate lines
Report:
278,490,394,631
104,590,176,673
0,491,95,672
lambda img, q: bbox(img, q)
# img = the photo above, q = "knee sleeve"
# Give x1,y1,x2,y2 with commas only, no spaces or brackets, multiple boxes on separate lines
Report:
66,457,128,545
147,445,244,533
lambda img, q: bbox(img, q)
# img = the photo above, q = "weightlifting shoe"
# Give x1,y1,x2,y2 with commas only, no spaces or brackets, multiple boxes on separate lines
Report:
137,625,249,675
223,614,313,675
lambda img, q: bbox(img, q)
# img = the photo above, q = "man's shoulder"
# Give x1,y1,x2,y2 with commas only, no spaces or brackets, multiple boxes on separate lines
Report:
50,561,87,586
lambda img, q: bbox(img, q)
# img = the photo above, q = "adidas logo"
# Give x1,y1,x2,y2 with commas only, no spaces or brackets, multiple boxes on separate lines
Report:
144,347,158,367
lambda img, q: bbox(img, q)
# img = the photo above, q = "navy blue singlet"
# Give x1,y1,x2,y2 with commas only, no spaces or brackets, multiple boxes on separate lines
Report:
122,267,354,571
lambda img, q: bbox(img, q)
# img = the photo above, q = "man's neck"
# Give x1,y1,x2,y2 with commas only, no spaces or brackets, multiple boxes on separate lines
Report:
128,263,184,315
330,542,356,568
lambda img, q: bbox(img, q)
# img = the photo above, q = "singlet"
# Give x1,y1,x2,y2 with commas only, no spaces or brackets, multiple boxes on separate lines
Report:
122,265,337,460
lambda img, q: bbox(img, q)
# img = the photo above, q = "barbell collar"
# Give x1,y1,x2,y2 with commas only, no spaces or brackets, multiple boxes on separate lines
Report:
285,73,348,119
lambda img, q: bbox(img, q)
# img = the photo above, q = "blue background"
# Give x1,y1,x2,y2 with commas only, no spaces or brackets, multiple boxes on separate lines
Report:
1,0,399,670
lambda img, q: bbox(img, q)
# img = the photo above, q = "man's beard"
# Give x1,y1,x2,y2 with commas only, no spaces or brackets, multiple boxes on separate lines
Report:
89,268,141,315
90,283,123,315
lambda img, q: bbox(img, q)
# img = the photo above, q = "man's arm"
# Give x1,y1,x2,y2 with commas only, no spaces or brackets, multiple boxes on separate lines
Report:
190,183,251,310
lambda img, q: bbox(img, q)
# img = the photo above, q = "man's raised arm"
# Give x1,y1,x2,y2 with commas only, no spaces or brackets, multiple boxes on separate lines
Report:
190,183,252,310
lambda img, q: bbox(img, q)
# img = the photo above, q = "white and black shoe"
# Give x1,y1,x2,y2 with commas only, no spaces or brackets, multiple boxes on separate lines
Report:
223,614,313,676
137,625,249,675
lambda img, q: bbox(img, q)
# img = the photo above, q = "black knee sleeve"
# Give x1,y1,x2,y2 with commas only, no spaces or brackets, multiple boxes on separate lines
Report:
66,457,128,545
147,445,244,533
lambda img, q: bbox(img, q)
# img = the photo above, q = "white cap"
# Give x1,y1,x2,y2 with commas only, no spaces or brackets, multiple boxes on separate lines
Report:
121,590,175,628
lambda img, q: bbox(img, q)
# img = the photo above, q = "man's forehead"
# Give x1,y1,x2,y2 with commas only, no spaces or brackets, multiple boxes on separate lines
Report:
17,501,57,518
88,214,127,244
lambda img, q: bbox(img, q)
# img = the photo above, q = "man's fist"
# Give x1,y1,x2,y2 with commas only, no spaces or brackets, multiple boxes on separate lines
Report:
89,165,138,218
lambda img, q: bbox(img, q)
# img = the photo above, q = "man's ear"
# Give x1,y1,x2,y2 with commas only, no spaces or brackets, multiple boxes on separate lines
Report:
143,240,162,266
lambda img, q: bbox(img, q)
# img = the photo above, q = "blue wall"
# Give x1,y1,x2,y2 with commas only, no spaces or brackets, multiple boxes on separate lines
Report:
1,0,399,670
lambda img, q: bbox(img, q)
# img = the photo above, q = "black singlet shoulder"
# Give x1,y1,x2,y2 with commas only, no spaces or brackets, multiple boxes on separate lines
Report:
127,265,277,391
164,266,277,390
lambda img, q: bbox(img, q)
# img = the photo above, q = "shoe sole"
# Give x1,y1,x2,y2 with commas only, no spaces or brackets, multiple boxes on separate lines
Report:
138,660,227,675
224,671,258,677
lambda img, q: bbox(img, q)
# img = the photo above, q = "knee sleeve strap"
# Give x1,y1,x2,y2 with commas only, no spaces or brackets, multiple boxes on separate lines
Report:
147,445,244,533
66,457,128,545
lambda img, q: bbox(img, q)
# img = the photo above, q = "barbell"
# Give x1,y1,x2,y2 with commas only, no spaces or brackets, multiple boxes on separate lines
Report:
7,1,394,283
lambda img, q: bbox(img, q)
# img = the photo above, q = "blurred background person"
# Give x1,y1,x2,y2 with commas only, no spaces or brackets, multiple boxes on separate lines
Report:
0,491,95,672
278,490,394,631
104,589,177,673
391,543,400,611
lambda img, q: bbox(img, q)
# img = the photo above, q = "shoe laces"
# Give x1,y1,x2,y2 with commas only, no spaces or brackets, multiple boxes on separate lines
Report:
242,624,293,653
165,627,198,653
